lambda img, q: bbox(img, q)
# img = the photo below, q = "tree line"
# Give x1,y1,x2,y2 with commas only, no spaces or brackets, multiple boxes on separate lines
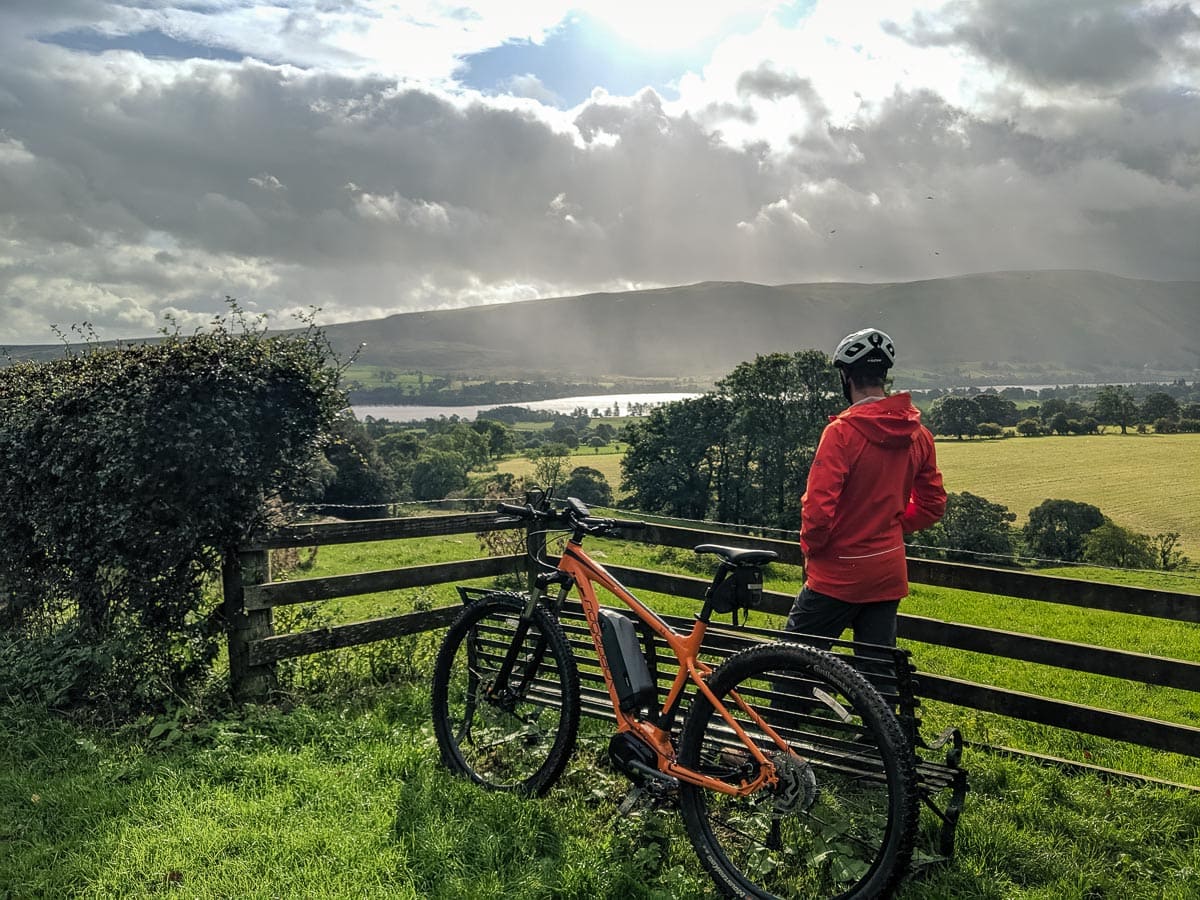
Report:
906,493,1187,571
921,383,1200,439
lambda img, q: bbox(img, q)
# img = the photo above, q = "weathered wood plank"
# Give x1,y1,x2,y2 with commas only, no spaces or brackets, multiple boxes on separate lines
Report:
916,673,1200,758
244,555,523,609
907,558,1200,623
247,512,514,550
223,549,278,702
899,614,1200,691
248,606,461,665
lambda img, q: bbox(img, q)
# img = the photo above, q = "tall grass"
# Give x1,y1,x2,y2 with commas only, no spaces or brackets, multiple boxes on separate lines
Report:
3,683,1198,898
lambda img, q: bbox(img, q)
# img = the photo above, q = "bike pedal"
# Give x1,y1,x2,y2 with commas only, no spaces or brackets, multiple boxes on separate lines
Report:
615,786,646,818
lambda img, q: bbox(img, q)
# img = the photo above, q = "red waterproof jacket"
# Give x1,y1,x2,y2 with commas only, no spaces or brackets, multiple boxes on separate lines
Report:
800,393,945,602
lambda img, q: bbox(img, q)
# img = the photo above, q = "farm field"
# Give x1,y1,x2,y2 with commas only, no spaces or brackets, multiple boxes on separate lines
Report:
932,433,1200,560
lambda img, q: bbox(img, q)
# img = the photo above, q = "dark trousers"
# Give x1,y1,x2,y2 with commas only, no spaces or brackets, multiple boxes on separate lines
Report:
785,586,900,650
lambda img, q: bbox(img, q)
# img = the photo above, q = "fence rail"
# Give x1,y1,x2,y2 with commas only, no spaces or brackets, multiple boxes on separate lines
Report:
224,512,1200,782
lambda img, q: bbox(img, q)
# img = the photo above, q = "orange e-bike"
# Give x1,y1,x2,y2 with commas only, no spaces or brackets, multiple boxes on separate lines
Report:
431,494,918,899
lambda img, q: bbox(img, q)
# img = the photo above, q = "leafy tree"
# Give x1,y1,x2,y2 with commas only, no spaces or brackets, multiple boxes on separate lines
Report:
411,450,470,500
547,425,580,449
1039,398,1088,424
1083,523,1156,569
1015,418,1042,436
713,351,840,529
972,392,1020,427
0,309,344,714
930,396,981,439
621,395,733,520
425,422,491,470
1093,386,1137,434
529,443,572,492
561,466,613,507
321,414,395,514
471,418,516,458
1021,499,1106,563
908,491,1016,563
1150,532,1188,571
1140,392,1180,425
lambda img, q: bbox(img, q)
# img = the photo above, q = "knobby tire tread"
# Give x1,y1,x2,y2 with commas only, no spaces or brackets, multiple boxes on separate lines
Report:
677,641,919,899
431,593,580,796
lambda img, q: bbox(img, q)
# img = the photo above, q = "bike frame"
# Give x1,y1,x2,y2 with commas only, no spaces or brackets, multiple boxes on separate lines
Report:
548,534,792,798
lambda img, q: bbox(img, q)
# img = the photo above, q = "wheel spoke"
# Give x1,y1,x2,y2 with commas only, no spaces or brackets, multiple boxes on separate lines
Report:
432,594,580,796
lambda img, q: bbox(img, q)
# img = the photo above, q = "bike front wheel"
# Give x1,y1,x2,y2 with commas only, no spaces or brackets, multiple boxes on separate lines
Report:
431,592,580,795
677,642,918,899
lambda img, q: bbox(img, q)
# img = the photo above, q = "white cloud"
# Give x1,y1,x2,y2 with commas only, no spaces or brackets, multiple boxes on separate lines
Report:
0,1,1196,343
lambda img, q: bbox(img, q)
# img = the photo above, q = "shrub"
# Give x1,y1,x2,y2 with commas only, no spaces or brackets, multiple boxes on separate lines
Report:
1083,523,1156,569
1021,499,1106,564
561,466,614,507
908,491,1016,564
0,308,345,715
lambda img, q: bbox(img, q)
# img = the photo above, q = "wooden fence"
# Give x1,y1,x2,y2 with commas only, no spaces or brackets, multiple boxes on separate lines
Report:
223,511,1200,784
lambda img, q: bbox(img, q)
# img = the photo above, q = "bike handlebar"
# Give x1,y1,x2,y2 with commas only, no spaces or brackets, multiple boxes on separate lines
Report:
496,500,645,535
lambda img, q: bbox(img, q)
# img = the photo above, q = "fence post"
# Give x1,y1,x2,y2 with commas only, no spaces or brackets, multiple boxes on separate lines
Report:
223,548,278,703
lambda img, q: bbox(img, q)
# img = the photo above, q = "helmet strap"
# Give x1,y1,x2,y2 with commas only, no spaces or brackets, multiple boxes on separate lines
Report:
839,368,853,403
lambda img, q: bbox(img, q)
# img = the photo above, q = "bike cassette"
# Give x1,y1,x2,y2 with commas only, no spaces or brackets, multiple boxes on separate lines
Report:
770,752,818,815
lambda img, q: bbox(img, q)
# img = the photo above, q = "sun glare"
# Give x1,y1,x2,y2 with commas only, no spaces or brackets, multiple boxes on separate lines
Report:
579,0,771,51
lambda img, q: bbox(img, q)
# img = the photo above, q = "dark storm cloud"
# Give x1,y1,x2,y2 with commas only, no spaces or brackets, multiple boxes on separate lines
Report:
886,0,1200,88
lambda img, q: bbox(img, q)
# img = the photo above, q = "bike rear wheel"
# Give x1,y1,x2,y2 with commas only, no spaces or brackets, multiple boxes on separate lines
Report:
431,592,580,795
678,642,918,899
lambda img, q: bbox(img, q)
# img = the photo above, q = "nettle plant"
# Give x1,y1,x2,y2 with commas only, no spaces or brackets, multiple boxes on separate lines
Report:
0,307,346,716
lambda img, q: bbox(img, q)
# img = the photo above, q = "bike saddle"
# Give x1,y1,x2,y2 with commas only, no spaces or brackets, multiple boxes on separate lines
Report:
694,544,778,567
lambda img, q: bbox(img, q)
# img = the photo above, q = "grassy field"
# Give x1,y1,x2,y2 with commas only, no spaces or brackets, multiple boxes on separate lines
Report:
933,433,1200,559
3,679,1198,899
4,434,1197,897
5,533,1200,896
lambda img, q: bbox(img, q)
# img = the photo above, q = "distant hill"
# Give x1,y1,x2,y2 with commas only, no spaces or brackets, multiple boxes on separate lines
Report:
4,271,1197,386
318,270,1199,386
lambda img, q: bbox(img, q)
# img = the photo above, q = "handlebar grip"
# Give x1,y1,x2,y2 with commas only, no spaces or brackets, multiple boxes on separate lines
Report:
608,519,646,530
496,502,532,518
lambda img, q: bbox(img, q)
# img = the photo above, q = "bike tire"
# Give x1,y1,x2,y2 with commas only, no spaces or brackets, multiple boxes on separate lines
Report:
431,592,580,796
677,641,918,899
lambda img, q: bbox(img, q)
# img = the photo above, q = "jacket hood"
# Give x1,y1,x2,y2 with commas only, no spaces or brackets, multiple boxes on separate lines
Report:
833,393,923,448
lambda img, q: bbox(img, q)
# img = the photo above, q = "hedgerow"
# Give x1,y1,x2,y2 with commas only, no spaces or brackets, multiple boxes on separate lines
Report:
0,308,345,716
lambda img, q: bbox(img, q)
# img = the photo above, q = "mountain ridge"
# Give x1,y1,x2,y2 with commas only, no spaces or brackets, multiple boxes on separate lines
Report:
4,270,1197,386
318,270,1199,385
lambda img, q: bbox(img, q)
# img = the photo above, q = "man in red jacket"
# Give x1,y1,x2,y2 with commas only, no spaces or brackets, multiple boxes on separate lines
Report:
786,327,946,649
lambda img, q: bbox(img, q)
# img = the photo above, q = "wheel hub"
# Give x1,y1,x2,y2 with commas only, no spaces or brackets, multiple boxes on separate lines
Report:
771,752,818,815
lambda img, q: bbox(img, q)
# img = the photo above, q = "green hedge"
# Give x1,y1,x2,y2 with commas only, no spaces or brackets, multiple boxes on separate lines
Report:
0,313,345,715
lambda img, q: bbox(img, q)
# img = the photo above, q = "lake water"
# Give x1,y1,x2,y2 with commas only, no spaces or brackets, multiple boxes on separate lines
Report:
352,392,700,423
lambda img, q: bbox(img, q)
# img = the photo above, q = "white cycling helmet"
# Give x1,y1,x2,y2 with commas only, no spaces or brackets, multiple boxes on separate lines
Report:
833,327,895,370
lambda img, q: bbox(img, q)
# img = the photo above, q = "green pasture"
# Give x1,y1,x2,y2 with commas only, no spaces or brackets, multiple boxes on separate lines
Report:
491,446,628,492
3,677,1198,898
5,527,1200,896
933,433,1200,560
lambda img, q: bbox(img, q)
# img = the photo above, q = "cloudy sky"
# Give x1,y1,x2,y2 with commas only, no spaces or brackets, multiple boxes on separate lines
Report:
1,1,1197,344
